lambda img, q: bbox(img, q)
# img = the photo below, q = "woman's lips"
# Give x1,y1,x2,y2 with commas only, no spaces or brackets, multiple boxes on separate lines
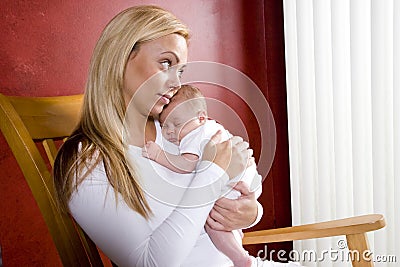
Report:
159,94,171,104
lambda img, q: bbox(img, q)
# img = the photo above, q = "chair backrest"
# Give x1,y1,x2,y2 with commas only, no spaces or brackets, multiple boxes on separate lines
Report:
0,93,104,266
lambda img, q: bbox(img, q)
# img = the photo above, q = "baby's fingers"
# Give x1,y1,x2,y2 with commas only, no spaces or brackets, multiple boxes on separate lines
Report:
142,145,151,158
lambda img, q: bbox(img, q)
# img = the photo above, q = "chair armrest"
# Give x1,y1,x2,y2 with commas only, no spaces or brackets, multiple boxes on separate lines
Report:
243,214,385,245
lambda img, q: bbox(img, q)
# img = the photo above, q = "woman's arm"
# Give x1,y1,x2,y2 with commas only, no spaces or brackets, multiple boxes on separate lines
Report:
69,160,227,267
70,132,249,266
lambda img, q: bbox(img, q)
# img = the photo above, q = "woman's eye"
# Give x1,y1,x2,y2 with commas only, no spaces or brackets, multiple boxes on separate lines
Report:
160,60,172,70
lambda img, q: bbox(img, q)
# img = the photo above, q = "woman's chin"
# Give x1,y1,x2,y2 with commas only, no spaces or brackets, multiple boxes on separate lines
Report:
150,106,164,117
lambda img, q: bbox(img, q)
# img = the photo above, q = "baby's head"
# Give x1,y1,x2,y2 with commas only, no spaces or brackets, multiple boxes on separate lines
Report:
160,85,207,145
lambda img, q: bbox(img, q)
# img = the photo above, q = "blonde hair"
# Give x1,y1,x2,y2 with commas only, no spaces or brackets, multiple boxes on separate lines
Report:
53,5,190,218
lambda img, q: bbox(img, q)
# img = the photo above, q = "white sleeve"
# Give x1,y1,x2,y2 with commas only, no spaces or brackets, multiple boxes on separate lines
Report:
245,201,264,229
69,160,229,267
244,171,263,229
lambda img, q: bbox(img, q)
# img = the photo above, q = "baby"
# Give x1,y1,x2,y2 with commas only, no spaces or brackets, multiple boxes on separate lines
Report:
142,84,262,267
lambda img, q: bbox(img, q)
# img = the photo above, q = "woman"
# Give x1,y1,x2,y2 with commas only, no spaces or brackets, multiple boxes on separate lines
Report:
53,5,279,267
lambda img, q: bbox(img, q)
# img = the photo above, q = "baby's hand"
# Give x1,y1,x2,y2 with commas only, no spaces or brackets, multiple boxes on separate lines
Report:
142,141,162,161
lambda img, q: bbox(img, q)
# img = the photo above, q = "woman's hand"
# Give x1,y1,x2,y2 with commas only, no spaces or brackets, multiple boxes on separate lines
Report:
202,131,252,179
206,181,258,231
202,131,257,230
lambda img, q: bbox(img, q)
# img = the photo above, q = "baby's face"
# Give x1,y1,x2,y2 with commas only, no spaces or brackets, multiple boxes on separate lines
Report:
160,101,202,145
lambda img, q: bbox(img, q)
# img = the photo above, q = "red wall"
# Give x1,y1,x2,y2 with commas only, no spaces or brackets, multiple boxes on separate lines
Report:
0,0,291,265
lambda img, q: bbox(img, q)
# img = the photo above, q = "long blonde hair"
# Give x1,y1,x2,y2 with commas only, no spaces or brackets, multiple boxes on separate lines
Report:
53,5,190,218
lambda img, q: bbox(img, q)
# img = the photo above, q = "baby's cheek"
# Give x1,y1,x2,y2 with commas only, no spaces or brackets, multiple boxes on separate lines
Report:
161,129,168,138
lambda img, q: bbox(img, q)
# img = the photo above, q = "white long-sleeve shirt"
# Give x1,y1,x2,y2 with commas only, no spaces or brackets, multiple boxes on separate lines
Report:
69,121,263,267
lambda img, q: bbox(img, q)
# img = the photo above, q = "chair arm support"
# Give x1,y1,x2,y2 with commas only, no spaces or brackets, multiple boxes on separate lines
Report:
243,214,385,245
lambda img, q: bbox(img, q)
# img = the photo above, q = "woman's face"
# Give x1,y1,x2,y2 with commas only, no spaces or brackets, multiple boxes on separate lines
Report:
123,34,188,117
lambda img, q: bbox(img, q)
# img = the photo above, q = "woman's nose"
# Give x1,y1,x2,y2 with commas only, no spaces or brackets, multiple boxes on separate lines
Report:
167,69,182,90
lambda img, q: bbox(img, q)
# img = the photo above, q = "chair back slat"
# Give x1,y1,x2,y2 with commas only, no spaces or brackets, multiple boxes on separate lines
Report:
43,139,59,168
7,95,83,139
0,93,104,266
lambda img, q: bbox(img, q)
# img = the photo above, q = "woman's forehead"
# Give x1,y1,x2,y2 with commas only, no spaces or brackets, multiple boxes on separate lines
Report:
138,34,188,62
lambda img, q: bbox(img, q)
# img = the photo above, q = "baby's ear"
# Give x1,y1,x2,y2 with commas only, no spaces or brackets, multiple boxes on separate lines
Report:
198,111,207,122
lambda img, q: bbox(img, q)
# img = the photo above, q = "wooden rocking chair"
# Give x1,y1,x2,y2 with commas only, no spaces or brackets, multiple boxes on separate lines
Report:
0,93,385,266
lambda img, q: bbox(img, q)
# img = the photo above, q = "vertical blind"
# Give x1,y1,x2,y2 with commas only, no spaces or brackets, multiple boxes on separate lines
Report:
283,0,399,266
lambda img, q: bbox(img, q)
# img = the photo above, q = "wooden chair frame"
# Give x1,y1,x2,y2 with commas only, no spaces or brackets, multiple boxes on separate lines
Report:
0,93,385,267
0,94,102,266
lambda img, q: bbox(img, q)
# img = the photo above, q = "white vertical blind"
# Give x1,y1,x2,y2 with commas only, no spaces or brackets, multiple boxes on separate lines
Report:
394,0,400,263
283,0,399,266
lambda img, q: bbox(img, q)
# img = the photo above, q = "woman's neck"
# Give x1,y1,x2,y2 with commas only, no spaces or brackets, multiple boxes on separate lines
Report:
145,118,156,143
125,115,156,147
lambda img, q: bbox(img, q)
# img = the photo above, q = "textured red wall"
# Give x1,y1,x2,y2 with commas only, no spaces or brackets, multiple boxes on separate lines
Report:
0,0,290,265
